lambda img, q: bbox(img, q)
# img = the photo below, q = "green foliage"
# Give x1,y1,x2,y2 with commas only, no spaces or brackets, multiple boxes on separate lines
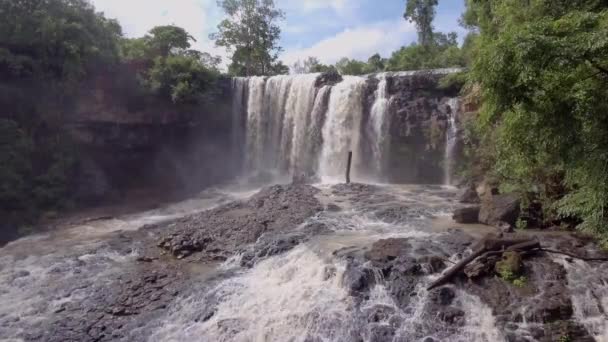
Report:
438,72,468,91
0,0,122,82
386,33,465,71
120,38,150,60
516,218,528,230
335,58,368,76
147,55,220,104
467,1,608,238
291,56,336,74
212,0,285,76
146,25,194,58
404,0,439,46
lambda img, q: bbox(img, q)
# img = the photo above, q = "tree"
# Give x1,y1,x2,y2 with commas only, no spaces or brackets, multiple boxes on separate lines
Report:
211,0,285,76
0,0,122,81
147,54,219,104
464,0,608,241
292,56,323,74
366,53,386,73
335,57,368,75
404,0,439,46
146,25,195,59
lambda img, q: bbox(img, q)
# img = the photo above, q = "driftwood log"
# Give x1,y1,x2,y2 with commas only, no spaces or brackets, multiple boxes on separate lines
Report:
426,234,608,291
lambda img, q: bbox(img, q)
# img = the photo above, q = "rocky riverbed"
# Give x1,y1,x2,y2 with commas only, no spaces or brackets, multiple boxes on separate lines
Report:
1,183,607,342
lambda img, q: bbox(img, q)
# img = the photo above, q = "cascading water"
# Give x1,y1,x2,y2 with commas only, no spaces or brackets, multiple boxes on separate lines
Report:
369,74,391,182
319,77,366,182
233,70,466,185
444,98,459,186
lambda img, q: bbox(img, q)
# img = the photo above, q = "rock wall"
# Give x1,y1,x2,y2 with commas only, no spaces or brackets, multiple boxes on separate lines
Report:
67,66,235,203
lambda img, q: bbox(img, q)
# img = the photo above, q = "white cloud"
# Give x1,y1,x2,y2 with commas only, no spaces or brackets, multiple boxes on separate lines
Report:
90,0,229,66
281,20,417,66
278,0,355,16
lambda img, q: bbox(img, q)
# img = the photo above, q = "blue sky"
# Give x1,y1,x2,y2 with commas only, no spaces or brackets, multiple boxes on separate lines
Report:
90,0,466,68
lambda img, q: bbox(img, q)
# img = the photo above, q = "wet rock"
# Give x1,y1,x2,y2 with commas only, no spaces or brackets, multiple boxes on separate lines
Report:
452,206,480,224
495,251,522,277
365,239,412,265
458,186,480,204
154,184,322,261
464,255,499,279
479,193,521,227
429,287,455,306
368,324,395,342
240,232,307,267
365,305,396,323
325,204,342,212
342,262,376,295
315,69,343,88
436,307,465,325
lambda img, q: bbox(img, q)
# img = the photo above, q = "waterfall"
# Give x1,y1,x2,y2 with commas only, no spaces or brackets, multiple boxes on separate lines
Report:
232,70,464,184
244,77,267,173
444,98,459,185
319,77,366,183
231,78,247,172
369,74,391,182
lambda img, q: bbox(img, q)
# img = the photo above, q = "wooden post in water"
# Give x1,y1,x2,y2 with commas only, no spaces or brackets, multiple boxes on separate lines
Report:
345,151,353,184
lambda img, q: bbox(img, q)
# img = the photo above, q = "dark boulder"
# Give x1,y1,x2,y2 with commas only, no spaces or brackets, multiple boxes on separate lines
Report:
315,70,342,87
452,206,480,224
459,186,480,204
365,238,412,264
479,193,521,227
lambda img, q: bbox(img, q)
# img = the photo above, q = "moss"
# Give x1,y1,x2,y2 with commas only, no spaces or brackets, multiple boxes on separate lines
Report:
496,251,527,286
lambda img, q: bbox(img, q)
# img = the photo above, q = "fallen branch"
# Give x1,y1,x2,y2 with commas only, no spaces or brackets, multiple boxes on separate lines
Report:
427,235,539,291
427,235,607,291
540,248,608,262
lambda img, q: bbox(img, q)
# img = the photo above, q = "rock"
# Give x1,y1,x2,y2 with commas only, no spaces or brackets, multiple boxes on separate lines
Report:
155,184,322,261
342,263,375,295
437,307,465,325
365,239,412,264
464,255,499,279
479,193,521,227
315,69,342,87
429,287,455,306
459,186,480,204
452,206,480,224
325,204,342,212
497,221,514,233
495,251,522,277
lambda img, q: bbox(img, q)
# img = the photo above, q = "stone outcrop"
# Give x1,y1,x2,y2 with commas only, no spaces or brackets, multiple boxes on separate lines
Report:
479,192,521,227
383,71,462,184
452,206,480,224
154,184,323,261
67,66,235,203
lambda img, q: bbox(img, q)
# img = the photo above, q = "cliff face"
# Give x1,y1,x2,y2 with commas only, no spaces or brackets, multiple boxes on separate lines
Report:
67,67,235,203
383,72,461,184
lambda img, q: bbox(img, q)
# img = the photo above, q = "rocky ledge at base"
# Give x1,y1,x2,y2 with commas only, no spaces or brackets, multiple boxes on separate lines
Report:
338,232,606,342
152,184,324,262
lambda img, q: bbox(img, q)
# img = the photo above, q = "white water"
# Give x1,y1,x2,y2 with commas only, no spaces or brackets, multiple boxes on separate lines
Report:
369,74,391,181
319,77,366,182
444,98,459,185
147,184,507,342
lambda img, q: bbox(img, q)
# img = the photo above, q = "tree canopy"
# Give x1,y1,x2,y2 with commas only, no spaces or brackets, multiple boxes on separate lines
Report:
463,0,608,241
212,0,286,76
404,0,439,47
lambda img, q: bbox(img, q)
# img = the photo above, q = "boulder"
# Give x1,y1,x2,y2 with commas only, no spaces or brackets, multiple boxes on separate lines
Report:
458,186,480,204
452,206,480,224
478,193,520,227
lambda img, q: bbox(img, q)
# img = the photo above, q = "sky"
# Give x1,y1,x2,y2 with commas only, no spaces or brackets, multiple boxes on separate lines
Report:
89,0,466,69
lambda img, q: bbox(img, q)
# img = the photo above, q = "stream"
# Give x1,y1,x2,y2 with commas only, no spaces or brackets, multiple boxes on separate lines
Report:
1,183,607,342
